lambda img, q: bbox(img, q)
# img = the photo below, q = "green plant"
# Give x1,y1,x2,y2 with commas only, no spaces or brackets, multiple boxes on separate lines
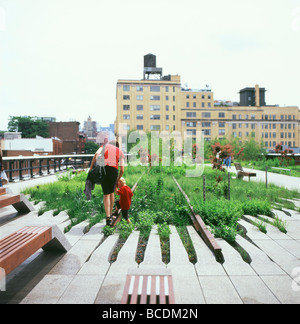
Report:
157,222,171,240
273,217,287,233
103,225,116,237
135,210,154,238
117,219,135,240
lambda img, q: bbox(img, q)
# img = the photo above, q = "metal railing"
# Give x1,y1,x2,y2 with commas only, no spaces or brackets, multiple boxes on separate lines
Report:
2,154,94,182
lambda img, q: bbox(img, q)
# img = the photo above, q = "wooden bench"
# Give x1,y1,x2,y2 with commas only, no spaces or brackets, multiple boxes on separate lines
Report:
121,273,175,304
0,188,35,213
0,225,71,276
0,226,52,275
234,162,256,181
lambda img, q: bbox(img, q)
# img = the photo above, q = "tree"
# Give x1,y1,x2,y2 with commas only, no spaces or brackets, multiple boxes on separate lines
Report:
84,141,99,154
8,116,49,138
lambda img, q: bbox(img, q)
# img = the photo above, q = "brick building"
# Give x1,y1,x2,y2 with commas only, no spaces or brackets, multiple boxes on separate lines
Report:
48,121,86,154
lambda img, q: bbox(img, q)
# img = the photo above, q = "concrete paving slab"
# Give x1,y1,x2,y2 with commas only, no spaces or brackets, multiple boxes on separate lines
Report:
230,275,280,304
80,222,105,240
261,275,300,304
139,226,166,268
285,221,300,240
244,215,289,240
65,220,89,246
198,276,243,304
94,231,139,304
187,226,225,276
21,274,74,304
253,239,300,275
274,239,300,259
78,234,119,275
49,237,101,275
167,226,205,304
238,218,270,240
272,209,296,222
235,235,285,275
57,274,105,304
216,238,256,276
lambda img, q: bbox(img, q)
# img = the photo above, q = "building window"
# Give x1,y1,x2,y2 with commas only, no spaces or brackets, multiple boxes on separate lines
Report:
251,124,255,129
251,114,255,120
202,102,205,108
136,86,143,91
123,95,130,100
193,102,196,108
123,85,130,91
137,125,143,130
166,115,169,120
186,102,190,108
150,115,160,120
186,112,196,118
137,105,143,111
150,125,160,130
150,105,160,111
187,129,196,135
150,86,160,92
202,112,211,118
165,86,169,92
202,122,211,127
219,112,225,118
136,115,143,120
203,129,211,136
150,95,160,100
136,95,143,100
232,114,236,120
165,105,169,111
186,122,196,127
123,105,130,110
219,122,225,128
208,102,211,108
219,129,225,136
123,114,130,120
166,96,169,100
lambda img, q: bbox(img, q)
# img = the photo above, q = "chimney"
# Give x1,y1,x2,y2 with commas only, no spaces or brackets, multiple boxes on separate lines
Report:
255,84,260,107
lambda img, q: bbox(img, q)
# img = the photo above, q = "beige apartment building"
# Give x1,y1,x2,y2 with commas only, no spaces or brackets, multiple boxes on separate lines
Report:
115,54,300,152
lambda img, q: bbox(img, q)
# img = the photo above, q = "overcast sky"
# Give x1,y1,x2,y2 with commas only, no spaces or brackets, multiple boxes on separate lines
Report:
0,0,299,132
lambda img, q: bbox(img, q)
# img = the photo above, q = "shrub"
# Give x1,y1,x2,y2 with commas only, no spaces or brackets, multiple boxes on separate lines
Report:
242,199,272,216
135,210,154,238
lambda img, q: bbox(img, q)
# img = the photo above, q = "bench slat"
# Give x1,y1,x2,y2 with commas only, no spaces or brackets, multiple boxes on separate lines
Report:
0,226,52,275
122,274,175,304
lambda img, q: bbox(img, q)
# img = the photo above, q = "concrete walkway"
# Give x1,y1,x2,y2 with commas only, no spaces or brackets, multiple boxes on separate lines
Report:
229,166,300,192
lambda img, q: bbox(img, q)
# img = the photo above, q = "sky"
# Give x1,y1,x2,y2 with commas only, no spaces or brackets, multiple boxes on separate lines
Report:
0,0,299,132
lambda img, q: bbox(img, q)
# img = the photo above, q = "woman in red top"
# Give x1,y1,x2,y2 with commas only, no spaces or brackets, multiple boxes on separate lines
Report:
89,139,124,225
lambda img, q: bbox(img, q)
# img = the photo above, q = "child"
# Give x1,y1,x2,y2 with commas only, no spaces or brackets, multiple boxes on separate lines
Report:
111,177,133,225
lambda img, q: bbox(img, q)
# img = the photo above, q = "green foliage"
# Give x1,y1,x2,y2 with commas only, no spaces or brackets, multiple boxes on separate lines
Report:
8,116,49,138
157,222,171,240
241,199,272,216
135,210,154,238
117,219,135,240
85,141,99,154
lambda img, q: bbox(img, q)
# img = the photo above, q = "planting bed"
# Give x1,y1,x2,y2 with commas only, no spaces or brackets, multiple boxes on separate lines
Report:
23,164,300,265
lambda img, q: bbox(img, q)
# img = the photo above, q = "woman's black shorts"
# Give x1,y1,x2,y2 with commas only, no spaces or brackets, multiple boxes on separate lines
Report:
101,166,118,195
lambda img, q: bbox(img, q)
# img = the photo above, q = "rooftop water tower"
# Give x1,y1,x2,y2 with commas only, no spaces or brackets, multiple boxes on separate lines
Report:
143,53,163,79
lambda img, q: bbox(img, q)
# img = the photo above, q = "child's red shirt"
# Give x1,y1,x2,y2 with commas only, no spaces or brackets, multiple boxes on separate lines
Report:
116,185,133,210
